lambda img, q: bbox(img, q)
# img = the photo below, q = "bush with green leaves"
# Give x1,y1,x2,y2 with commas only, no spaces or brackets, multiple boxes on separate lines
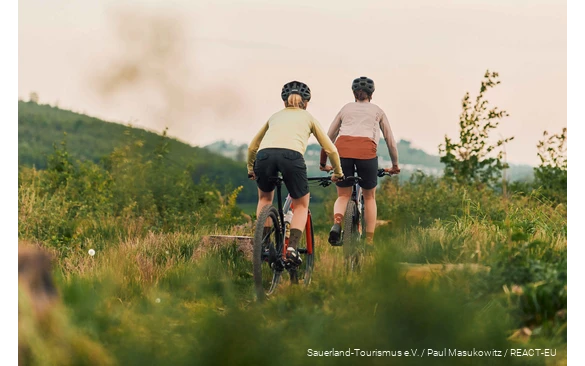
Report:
439,70,514,186
376,172,502,228
533,128,567,204
476,234,567,341
18,132,246,256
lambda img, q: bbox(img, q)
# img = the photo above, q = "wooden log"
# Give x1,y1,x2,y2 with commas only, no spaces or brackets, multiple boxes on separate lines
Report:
397,262,490,283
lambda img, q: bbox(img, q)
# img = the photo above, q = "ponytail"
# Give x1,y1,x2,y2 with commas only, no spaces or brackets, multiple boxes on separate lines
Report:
285,94,307,109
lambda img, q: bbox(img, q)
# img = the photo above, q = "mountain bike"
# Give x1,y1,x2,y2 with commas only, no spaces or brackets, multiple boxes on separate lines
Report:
252,174,358,301
340,168,396,272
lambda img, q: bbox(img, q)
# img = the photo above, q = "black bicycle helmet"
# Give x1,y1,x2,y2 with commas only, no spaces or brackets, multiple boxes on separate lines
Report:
351,76,375,94
281,80,311,101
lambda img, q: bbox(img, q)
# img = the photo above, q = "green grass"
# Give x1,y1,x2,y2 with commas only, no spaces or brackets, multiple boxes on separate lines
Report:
18,132,567,366
20,223,566,365
238,202,257,217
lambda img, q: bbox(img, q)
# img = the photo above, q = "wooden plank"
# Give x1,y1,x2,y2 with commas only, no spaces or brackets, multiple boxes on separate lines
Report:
397,263,490,272
397,262,490,283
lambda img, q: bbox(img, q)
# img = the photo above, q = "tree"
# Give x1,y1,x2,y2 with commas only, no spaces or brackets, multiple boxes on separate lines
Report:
439,70,514,186
236,144,246,163
534,127,567,203
29,92,39,104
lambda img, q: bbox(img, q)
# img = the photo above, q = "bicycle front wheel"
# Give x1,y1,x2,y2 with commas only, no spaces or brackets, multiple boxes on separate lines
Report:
253,205,283,301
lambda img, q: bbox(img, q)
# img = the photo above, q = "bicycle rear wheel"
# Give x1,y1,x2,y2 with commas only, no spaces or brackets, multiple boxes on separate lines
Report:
360,195,366,240
291,211,315,285
253,205,283,301
342,200,362,272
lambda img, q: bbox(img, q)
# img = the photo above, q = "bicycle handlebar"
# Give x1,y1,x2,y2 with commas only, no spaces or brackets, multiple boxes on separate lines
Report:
307,175,362,187
377,168,397,178
252,170,391,187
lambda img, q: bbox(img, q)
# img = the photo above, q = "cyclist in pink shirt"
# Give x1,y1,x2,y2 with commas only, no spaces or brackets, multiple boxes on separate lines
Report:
320,77,401,247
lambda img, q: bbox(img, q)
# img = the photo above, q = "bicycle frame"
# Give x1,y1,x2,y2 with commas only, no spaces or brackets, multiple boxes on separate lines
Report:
350,178,365,239
274,179,314,259
254,174,329,296
349,168,394,239
268,173,359,261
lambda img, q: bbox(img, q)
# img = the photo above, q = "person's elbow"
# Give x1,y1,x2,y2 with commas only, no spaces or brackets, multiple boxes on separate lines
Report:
325,145,339,156
247,145,258,155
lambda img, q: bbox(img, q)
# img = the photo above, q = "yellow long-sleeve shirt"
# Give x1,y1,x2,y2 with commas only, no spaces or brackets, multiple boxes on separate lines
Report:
247,107,343,176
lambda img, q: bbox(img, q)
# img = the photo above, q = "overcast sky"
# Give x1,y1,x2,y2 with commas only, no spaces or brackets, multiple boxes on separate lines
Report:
19,0,566,165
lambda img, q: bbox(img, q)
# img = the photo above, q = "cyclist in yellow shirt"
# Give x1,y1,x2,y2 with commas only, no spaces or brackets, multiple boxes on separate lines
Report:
247,81,344,267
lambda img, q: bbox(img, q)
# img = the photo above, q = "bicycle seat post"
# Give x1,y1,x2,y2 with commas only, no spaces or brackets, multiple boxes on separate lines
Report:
273,175,285,230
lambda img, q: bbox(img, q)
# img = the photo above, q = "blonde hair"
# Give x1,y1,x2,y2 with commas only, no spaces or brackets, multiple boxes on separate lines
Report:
285,94,308,109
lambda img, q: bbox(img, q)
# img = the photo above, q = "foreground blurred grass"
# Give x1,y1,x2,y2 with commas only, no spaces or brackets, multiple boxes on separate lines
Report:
19,219,566,365
18,143,566,365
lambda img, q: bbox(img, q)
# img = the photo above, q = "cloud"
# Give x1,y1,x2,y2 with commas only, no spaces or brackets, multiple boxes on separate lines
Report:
91,7,241,137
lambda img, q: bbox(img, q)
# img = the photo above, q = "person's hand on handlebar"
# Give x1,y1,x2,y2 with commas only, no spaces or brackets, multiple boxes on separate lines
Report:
389,165,401,174
331,173,344,182
319,164,334,172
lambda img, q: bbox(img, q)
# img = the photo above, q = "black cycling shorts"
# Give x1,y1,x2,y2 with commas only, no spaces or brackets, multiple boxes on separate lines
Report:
253,148,309,199
336,156,378,190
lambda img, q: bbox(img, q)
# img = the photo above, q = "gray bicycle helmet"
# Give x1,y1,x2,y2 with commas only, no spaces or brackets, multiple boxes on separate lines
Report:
281,81,311,101
351,76,375,94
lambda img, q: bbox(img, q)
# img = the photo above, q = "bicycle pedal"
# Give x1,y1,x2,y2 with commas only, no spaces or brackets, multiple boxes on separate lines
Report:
271,258,286,271
284,259,301,269
330,231,344,247
261,250,271,262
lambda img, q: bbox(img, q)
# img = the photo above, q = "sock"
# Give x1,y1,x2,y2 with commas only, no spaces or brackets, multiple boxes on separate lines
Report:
288,228,303,250
366,232,375,244
334,213,344,225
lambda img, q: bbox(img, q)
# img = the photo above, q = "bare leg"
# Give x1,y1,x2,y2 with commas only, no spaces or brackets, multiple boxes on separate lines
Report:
290,193,310,233
333,187,352,224
257,188,274,228
327,186,353,244
362,187,377,243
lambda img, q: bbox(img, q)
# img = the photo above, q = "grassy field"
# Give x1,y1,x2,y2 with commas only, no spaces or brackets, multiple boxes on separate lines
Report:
17,64,570,363
18,137,567,365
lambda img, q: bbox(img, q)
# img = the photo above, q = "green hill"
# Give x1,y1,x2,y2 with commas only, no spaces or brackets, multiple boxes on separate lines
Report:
18,100,533,205
18,101,259,202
